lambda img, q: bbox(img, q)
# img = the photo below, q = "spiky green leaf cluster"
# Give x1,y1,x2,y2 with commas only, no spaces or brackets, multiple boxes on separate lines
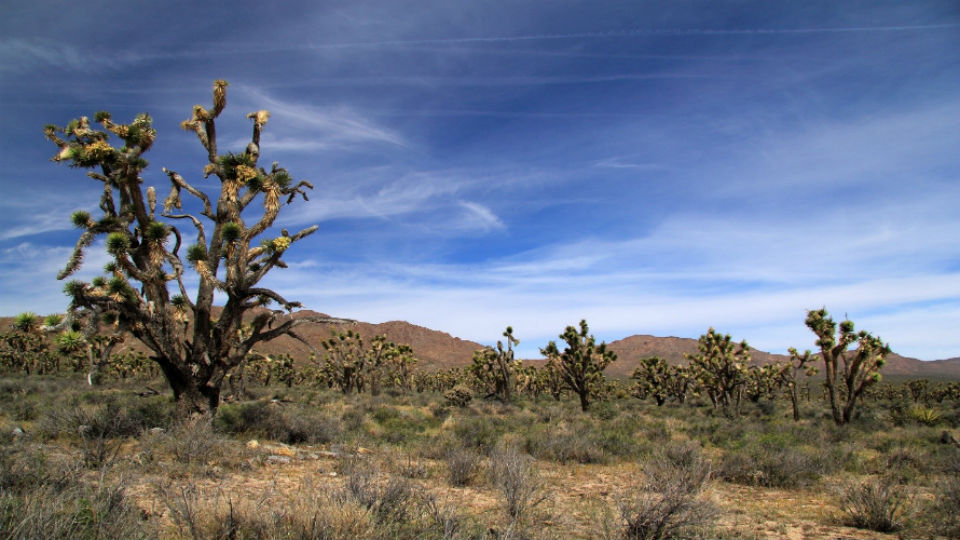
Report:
217,152,255,179
71,210,91,229
186,243,207,263
245,174,265,192
63,280,86,298
273,170,293,189
12,312,39,332
105,232,130,255
221,222,241,243
144,221,169,242
56,330,85,354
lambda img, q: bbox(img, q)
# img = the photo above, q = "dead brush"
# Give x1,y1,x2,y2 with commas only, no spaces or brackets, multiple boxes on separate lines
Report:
616,441,718,540
489,444,547,522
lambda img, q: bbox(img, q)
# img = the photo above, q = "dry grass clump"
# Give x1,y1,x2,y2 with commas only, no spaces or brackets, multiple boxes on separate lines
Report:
0,440,146,539
155,480,377,540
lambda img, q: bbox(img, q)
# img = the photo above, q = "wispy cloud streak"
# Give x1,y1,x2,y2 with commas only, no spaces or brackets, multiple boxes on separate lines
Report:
296,23,960,49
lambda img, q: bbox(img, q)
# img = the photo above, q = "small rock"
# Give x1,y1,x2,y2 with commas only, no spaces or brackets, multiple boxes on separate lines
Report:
11,427,24,437
149,427,165,435
266,443,297,457
246,439,260,449
941,431,959,446
266,455,291,464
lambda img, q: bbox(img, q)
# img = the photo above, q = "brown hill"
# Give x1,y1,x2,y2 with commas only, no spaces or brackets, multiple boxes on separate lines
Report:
603,335,790,378
246,310,483,371
604,335,960,379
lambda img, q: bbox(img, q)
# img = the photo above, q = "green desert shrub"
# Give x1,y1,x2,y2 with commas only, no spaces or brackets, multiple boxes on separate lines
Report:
215,401,341,445
926,475,960,538
908,405,941,426
524,421,606,464
450,414,506,454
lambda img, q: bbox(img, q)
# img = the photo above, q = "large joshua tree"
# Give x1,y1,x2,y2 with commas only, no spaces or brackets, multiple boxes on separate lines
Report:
46,80,342,415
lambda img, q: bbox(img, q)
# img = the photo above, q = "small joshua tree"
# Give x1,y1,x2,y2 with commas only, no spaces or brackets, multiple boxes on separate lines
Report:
0,313,50,375
470,326,520,402
686,328,750,417
379,343,418,393
742,364,784,404
46,80,345,416
803,308,890,425
666,365,693,404
631,356,672,406
783,348,818,421
540,319,617,412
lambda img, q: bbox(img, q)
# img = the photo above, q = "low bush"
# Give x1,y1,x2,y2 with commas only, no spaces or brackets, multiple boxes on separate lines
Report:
446,447,482,487
139,416,229,468
524,421,606,464
214,401,341,444
837,476,908,533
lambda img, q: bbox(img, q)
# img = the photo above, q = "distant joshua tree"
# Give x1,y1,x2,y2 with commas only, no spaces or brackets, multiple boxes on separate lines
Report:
802,308,889,425
46,80,347,416
540,319,617,411
686,328,750,417
470,326,520,402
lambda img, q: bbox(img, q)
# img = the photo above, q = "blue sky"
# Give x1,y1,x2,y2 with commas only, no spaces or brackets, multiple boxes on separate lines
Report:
1,1,959,359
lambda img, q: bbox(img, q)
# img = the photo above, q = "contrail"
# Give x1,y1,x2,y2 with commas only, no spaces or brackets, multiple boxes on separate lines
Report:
304,23,960,49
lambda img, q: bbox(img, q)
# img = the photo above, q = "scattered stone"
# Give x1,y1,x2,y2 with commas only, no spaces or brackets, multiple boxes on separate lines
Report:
266,455,291,464
11,427,24,437
149,427,165,435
